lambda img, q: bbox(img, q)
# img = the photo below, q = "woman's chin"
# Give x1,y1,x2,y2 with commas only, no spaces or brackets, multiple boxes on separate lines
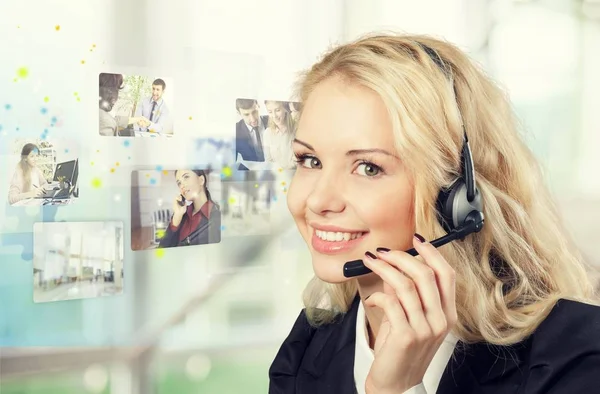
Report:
312,255,354,284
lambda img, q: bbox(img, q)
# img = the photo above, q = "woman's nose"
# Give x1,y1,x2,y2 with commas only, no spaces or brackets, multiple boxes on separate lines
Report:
305,171,346,215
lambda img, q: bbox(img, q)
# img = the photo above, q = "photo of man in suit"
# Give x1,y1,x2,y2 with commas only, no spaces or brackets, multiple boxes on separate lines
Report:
134,78,173,135
235,98,268,170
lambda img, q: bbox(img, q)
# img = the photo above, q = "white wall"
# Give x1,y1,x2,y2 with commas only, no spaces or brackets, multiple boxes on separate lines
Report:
343,0,489,50
577,19,600,195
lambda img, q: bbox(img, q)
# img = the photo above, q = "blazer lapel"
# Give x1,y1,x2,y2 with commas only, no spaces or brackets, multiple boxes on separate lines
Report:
297,295,360,393
269,296,360,393
438,339,527,393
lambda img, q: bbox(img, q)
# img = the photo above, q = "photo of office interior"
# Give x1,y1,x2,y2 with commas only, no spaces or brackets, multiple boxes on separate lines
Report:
32,221,124,303
7,139,79,207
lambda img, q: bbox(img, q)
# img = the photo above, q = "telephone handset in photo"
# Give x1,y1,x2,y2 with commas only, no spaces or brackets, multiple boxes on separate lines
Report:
178,194,186,206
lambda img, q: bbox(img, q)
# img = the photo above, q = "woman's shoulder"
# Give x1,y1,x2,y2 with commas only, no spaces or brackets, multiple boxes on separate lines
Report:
12,164,23,174
517,298,600,391
440,298,600,392
530,298,600,347
269,299,360,391
535,298,600,333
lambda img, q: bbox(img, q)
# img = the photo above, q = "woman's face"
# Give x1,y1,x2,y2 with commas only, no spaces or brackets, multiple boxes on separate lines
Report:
175,170,204,200
287,77,415,284
266,102,287,128
25,150,39,167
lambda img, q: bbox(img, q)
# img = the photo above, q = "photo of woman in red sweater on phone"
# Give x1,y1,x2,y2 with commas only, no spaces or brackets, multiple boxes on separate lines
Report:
158,169,221,248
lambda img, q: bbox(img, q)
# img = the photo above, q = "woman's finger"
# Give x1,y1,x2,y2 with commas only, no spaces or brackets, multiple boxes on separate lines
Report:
412,236,458,328
410,235,457,326
374,239,447,336
363,253,431,334
363,291,410,333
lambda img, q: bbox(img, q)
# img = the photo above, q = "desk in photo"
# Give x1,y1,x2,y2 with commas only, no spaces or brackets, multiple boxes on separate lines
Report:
131,226,156,250
134,131,173,138
10,198,75,207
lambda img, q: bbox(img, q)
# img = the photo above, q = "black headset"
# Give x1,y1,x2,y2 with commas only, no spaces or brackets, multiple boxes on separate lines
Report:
343,42,485,278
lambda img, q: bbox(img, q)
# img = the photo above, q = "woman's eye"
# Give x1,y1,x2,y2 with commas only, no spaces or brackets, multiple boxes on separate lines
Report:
295,155,321,169
356,162,382,177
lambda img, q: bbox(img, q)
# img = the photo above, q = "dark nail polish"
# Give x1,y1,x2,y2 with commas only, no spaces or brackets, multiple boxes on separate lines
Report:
365,294,371,301
376,247,390,253
414,233,426,243
365,251,377,259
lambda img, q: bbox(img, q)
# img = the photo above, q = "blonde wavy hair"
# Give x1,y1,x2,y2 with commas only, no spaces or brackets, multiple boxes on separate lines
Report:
295,32,599,346
264,100,295,134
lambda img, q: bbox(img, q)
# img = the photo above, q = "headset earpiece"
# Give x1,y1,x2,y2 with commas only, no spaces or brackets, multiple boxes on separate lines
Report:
435,132,483,235
436,179,483,232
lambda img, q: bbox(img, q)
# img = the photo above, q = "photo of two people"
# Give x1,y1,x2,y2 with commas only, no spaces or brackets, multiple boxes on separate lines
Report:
99,73,174,137
235,98,300,171
7,139,79,206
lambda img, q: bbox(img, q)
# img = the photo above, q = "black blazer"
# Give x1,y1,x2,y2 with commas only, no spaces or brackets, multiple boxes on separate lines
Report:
158,203,221,248
269,294,600,393
235,116,268,163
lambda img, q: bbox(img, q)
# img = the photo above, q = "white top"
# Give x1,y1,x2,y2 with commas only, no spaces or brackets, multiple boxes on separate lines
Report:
262,127,296,169
8,165,47,205
354,300,459,394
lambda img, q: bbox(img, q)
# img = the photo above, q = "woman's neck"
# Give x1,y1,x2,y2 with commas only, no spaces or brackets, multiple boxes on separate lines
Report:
192,193,208,213
357,275,385,350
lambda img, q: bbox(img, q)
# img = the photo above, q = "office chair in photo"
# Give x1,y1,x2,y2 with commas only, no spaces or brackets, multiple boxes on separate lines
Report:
151,209,172,245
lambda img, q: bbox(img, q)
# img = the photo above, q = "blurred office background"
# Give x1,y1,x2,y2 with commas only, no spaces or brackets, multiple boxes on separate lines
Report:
1,0,599,393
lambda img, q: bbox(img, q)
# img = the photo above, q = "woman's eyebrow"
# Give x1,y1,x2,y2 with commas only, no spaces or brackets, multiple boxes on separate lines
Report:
346,148,397,158
293,138,314,151
293,139,398,158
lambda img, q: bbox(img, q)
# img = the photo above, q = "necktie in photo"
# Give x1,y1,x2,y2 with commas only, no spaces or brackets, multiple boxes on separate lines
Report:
149,101,157,122
252,127,261,154
252,126,265,161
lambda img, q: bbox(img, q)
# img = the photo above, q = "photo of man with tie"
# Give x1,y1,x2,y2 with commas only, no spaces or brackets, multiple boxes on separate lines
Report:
235,98,269,170
134,78,173,135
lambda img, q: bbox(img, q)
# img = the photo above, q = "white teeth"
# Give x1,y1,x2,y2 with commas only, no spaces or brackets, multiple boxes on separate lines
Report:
315,230,364,242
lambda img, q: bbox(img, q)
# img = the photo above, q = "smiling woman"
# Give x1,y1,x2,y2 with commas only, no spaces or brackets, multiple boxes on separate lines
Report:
268,32,600,394
288,86,413,284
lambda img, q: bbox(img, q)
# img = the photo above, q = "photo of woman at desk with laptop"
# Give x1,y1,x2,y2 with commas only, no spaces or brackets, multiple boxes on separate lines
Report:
8,140,79,207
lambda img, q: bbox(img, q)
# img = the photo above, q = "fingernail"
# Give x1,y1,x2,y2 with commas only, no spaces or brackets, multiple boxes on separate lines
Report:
414,233,426,243
375,247,390,253
365,251,377,259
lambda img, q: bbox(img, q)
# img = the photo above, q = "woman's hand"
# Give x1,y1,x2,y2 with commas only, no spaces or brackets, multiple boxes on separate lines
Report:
26,187,44,199
362,234,458,394
171,194,187,227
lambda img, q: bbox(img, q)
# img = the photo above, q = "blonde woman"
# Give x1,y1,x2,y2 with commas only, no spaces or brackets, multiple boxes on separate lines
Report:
268,33,600,393
8,143,47,205
263,100,296,169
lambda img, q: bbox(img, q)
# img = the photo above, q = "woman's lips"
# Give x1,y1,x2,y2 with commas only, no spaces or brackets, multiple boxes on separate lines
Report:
310,231,368,254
